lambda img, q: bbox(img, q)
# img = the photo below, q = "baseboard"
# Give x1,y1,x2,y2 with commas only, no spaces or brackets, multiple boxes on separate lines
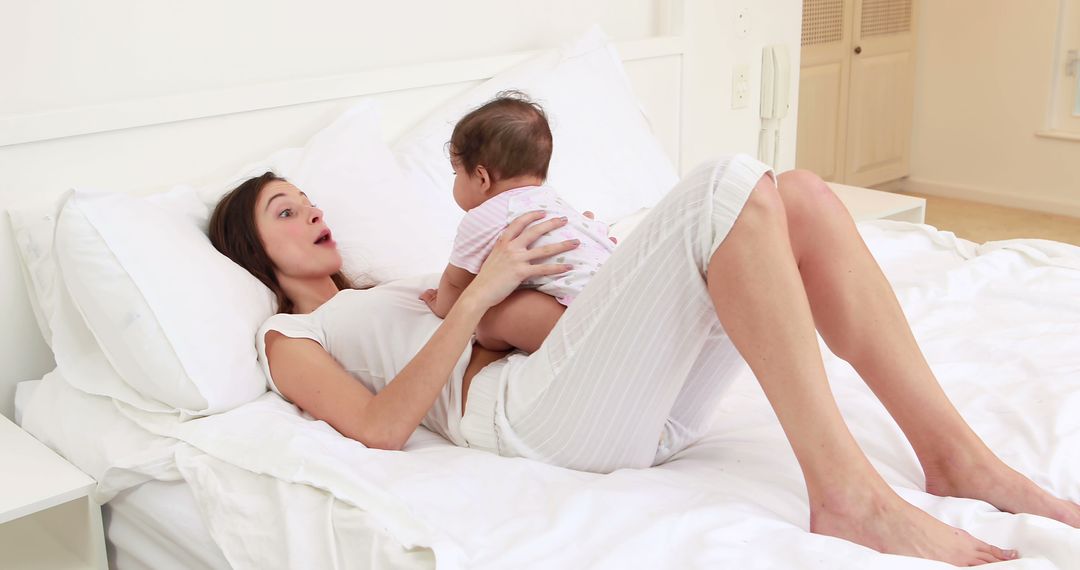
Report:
893,177,1080,219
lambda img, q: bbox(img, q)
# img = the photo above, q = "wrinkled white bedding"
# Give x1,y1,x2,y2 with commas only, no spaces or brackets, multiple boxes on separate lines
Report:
22,220,1080,569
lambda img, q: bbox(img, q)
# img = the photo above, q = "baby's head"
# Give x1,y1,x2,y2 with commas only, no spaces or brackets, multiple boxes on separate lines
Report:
448,90,553,211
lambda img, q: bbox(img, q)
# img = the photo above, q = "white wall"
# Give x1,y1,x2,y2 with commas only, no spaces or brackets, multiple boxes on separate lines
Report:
0,0,802,177
0,1,661,115
907,0,1080,216
679,0,803,172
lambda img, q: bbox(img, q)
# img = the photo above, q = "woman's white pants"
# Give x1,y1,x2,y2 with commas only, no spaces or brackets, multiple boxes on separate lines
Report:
461,154,775,473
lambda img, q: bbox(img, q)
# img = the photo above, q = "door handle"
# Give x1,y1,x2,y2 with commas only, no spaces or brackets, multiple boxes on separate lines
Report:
854,46,862,55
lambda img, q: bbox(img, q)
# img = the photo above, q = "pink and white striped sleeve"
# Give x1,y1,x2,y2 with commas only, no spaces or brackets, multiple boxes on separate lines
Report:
448,197,510,274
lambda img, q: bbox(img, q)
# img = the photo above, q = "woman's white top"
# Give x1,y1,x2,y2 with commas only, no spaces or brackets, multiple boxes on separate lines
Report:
255,275,472,447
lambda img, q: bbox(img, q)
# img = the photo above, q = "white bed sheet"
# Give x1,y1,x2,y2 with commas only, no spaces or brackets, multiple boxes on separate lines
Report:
18,220,1080,569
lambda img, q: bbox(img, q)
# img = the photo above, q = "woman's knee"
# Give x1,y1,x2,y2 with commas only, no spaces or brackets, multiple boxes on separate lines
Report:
775,169,847,227
704,171,788,266
740,171,787,227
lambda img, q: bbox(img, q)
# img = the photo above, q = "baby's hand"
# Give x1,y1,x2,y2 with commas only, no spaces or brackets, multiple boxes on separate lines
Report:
582,210,618,245
419,288,439,313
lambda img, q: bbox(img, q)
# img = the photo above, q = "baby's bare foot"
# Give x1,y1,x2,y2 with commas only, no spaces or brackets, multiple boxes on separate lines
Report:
924,452,1080,528
810,488,1017,565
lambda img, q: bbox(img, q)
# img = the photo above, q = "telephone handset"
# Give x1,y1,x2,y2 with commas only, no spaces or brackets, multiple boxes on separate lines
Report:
758,45,791,168
761,45,791,120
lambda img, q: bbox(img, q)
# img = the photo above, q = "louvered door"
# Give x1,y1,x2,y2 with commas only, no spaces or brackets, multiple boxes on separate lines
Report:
796,0,853,182
795,0,915,186
844,0,916,186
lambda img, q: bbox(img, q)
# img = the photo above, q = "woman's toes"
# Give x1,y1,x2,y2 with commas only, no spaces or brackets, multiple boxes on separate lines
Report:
1051,500,1080,527
984,544,1018,561
1070,501,1080,524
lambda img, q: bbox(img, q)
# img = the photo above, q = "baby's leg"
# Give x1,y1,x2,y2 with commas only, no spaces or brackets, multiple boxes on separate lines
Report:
475,290,565,354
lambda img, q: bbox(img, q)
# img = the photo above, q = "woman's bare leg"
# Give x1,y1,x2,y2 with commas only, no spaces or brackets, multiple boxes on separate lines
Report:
706,174,1015,565
774,169,1080,528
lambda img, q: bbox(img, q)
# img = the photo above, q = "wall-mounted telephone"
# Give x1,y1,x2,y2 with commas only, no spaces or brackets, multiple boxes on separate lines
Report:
758,44,791,168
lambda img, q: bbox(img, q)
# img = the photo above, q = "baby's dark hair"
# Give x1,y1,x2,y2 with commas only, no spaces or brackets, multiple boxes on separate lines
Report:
448,90,553,183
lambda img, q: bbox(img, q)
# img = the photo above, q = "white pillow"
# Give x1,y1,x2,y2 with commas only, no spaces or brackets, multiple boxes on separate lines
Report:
207,101,453,285
393,26,678,225
54,186,274,415
8,191,175,413
15,101,447,416
7,195,67,348
12,101,437,351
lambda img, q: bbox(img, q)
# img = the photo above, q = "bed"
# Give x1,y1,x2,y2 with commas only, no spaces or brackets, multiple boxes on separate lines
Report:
4,4,1080,570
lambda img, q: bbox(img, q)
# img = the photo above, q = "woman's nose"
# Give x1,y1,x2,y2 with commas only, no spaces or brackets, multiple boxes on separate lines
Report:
308,205,321,224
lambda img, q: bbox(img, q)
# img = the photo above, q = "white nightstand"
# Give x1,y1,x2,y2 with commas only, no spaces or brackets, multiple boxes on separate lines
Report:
827,182,926,224
608,182,926,243
0,414,107,570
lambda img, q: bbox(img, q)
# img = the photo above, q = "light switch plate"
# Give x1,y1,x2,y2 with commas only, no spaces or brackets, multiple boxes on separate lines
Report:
732,64,750,109
735,7,750,38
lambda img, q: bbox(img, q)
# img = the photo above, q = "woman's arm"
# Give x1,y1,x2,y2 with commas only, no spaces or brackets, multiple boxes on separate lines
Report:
265,212,578,450
264,291,486,450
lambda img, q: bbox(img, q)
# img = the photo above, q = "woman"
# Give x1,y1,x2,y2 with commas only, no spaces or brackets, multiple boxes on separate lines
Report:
210,155,1079,566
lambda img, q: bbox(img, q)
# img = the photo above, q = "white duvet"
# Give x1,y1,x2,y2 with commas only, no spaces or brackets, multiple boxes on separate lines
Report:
21,220,1080,569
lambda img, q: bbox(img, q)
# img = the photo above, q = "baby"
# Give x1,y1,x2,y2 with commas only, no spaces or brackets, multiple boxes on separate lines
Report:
419,92,616,353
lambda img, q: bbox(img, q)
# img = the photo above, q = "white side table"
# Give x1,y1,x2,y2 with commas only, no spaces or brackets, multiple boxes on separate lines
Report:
0,414,107,569
608,182,926,243
828,182,926,224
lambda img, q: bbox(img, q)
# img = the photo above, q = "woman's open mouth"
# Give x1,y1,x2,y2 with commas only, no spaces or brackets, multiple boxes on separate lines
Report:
314,229,334,246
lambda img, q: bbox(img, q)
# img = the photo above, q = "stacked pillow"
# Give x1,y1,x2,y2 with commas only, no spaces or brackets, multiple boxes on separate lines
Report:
8,26,678,417
203,102,455,287
54,187,274,414
395,26,678,225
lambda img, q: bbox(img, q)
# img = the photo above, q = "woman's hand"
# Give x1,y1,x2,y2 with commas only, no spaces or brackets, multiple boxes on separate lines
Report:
464,212,580,310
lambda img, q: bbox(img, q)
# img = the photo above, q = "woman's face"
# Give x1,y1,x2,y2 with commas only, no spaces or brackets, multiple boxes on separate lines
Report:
255,180,342,280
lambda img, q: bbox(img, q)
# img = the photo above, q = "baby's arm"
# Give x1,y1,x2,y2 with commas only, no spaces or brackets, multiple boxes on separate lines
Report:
425,263,476,319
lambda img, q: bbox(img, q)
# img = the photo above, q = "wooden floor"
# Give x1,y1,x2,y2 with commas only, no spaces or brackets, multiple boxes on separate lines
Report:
873,180,1080,246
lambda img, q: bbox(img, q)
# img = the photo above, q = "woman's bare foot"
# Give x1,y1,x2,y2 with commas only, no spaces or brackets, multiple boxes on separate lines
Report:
810,486,1018,565
923,450,1080,528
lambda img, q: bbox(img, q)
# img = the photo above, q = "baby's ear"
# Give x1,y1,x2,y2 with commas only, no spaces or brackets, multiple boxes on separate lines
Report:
476,165,492,191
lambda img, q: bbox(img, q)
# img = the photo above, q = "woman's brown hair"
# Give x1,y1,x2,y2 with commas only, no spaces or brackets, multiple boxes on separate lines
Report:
208,171,355,314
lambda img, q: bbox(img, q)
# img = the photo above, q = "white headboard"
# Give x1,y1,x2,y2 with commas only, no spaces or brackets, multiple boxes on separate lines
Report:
0,0,802,419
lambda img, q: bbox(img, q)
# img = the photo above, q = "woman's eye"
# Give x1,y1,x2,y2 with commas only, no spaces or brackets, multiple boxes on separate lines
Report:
278,209,293,218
